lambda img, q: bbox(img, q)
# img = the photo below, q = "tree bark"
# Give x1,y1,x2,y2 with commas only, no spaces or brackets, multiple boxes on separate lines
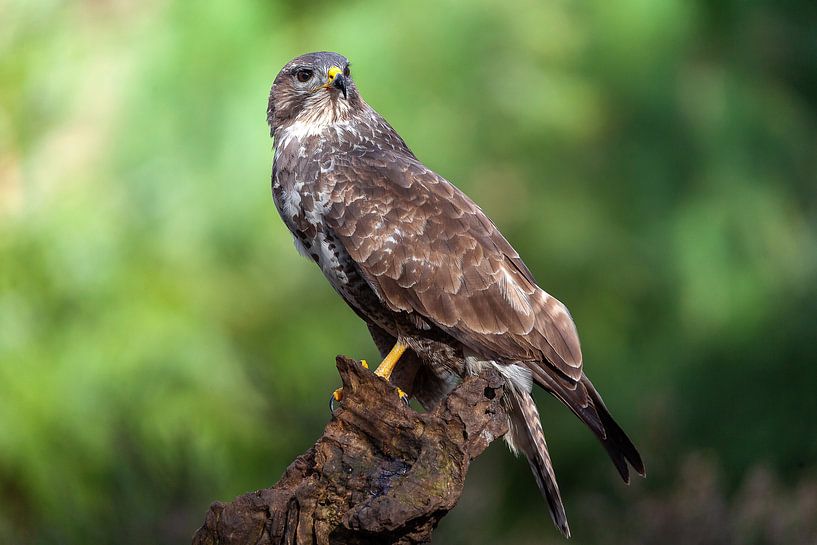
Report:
192,355,508,545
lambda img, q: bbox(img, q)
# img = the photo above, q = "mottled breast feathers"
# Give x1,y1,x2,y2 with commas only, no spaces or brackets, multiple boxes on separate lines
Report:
322,149,584,382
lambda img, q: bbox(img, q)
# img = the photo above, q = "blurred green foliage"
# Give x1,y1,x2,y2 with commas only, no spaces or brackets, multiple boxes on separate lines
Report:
1,0,815,543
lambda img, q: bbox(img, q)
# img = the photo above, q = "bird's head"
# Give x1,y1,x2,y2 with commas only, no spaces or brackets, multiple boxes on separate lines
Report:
267,51,361,135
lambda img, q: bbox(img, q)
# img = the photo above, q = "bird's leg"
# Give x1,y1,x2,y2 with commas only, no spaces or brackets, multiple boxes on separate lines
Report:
373,341,407,380
374,341,409,403
330,342,410,413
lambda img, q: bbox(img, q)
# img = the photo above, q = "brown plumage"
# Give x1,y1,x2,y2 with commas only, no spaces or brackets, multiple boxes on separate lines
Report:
267,52,644,537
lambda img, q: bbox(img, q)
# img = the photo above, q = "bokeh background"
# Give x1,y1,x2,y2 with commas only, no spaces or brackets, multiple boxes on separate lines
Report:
2,0,816,543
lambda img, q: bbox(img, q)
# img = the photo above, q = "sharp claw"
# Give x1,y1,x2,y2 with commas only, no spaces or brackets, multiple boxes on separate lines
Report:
329,360,369,415
330,360,408,414
397,388,409,407
330,388,343,414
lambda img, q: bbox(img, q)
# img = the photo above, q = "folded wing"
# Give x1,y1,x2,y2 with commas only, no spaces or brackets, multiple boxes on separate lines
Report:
323,150,583,382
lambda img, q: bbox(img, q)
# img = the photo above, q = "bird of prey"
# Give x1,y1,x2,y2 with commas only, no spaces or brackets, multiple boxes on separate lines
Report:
267,51,644,537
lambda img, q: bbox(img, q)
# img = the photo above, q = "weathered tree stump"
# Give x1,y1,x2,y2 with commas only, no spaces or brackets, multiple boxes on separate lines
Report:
192,355,508,545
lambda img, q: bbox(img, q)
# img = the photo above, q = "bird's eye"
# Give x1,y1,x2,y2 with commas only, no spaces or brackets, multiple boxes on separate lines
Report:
343,65,351,77
295,69,313,82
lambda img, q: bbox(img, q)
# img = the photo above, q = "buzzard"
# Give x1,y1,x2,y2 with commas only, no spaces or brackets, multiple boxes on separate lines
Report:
267,51,644,536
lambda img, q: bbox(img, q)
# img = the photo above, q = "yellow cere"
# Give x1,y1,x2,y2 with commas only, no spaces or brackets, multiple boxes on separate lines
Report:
327,66,342,81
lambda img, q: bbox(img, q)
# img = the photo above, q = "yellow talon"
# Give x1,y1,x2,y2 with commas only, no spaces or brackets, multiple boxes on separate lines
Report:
330,351,409,413
396,387,410,407
330,360,370,412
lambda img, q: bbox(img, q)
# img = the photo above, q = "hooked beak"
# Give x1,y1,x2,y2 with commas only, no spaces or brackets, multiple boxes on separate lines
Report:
323,66,347,99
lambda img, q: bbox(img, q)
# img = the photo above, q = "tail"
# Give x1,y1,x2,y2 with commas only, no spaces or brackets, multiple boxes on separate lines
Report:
531,367,645,482
507,390,571,537
582,375,645,481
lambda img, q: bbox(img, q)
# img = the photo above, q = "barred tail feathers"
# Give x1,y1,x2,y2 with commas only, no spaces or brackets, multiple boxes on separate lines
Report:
507,390,571,538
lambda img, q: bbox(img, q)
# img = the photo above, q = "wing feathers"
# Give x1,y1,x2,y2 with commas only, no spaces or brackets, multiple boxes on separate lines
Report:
325,150,583,381
529,365,646,482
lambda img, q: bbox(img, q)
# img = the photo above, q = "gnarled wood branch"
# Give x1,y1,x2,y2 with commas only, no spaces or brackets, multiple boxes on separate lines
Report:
192,355,508,545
